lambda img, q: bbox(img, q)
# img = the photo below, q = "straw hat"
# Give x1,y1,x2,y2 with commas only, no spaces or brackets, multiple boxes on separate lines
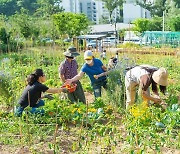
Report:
63,47,80,57
84,50,93,60
152,67,168,86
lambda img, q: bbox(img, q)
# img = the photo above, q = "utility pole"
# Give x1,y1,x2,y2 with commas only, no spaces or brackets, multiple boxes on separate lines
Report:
128,20,131,41
162,10,166,45
163,10,165,32
75,0,77,13
115,7,117,48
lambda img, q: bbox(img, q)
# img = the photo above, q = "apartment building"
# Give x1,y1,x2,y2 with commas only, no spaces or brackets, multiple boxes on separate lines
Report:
61,0,80,13
78,0,97,23
61,0,151,24
123,0,151,23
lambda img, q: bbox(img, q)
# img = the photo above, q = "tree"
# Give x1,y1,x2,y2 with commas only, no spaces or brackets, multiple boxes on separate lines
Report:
99,16,109,24
148,17,162,31
0,0,63,16
11,9,34,39
133,18,150,35
136,0,167,17
0,0,39,16
53,12,89,38
173,0,180,8
133,17,164,35
0,15,7,28
0,27,9,44
167,15,180,31
36,0,64,17
118,29,126,42
17,0,39,15
0,0,18,16
99,0,123,23
165,1,180,31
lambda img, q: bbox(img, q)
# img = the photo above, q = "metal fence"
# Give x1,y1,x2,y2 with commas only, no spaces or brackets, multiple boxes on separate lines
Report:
141,31,180,47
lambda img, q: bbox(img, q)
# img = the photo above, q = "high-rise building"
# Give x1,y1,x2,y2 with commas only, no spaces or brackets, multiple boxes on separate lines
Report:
78,0,121,24
123,0,151,23
79,0,97,23
60,0,151,24
61,0,80,13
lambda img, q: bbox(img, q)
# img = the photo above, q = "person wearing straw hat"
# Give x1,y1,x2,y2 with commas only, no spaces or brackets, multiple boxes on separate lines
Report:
15,69,67,116
65,50,107,98
125,65,168,109
59,47,86,104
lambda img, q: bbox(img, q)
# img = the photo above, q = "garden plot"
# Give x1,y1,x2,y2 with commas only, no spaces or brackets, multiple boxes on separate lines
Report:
0,47,179,153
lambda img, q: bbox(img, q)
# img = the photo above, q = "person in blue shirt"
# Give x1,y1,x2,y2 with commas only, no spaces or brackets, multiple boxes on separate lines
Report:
65,50,107,98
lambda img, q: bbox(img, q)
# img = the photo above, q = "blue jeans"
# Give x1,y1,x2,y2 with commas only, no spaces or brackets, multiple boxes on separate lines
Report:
15,100,45,116
92,79,107,98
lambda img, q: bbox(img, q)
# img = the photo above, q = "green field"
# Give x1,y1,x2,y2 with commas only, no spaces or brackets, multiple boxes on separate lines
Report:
0,47,179,153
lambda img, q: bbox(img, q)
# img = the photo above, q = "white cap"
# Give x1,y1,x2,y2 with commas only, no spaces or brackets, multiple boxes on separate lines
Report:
84,50,93,60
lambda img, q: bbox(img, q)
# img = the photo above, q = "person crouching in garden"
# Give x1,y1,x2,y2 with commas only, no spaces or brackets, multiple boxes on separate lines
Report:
15,69,67,116
59,47,86,104
65,50,107,98
125,66,168,109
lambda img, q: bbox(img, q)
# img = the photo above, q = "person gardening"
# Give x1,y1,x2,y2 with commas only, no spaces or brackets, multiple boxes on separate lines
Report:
125,65,168,109
15,69,67,116
94,65,168,109
108,57,118,69
65,50,107,98
59,47,86,104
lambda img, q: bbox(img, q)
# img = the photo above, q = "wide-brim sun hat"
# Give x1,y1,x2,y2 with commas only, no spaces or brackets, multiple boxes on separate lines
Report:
84,50,93,60
152,67,168,86
63,47,80,57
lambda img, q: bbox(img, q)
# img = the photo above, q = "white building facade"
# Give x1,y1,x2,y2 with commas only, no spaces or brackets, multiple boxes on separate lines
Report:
123,0,151,23
61,0,80,13
79,0,97,23
60,0,151,24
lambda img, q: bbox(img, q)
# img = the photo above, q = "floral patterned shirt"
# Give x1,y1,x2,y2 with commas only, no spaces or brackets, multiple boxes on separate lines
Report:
59,59,78,80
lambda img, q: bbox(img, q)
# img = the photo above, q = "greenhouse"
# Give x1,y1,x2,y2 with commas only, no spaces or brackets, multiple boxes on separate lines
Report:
141,31,180,47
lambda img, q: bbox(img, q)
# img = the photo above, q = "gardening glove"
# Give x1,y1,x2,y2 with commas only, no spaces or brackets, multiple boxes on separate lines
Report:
43,94,54,100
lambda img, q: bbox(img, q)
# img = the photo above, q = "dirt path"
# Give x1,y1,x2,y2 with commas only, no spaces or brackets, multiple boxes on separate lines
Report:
84,92,94,104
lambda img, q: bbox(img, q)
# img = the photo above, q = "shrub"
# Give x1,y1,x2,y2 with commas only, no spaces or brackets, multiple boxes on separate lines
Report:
0,40,24,53
117,42,140,48
0,70,13,105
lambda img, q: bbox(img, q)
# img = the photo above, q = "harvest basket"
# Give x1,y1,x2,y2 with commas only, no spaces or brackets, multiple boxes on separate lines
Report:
62,83,77,93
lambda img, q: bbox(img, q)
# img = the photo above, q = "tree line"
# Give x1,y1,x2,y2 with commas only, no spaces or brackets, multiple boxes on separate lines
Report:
0,0,63,17
0,0,89,53
0,0,179,53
